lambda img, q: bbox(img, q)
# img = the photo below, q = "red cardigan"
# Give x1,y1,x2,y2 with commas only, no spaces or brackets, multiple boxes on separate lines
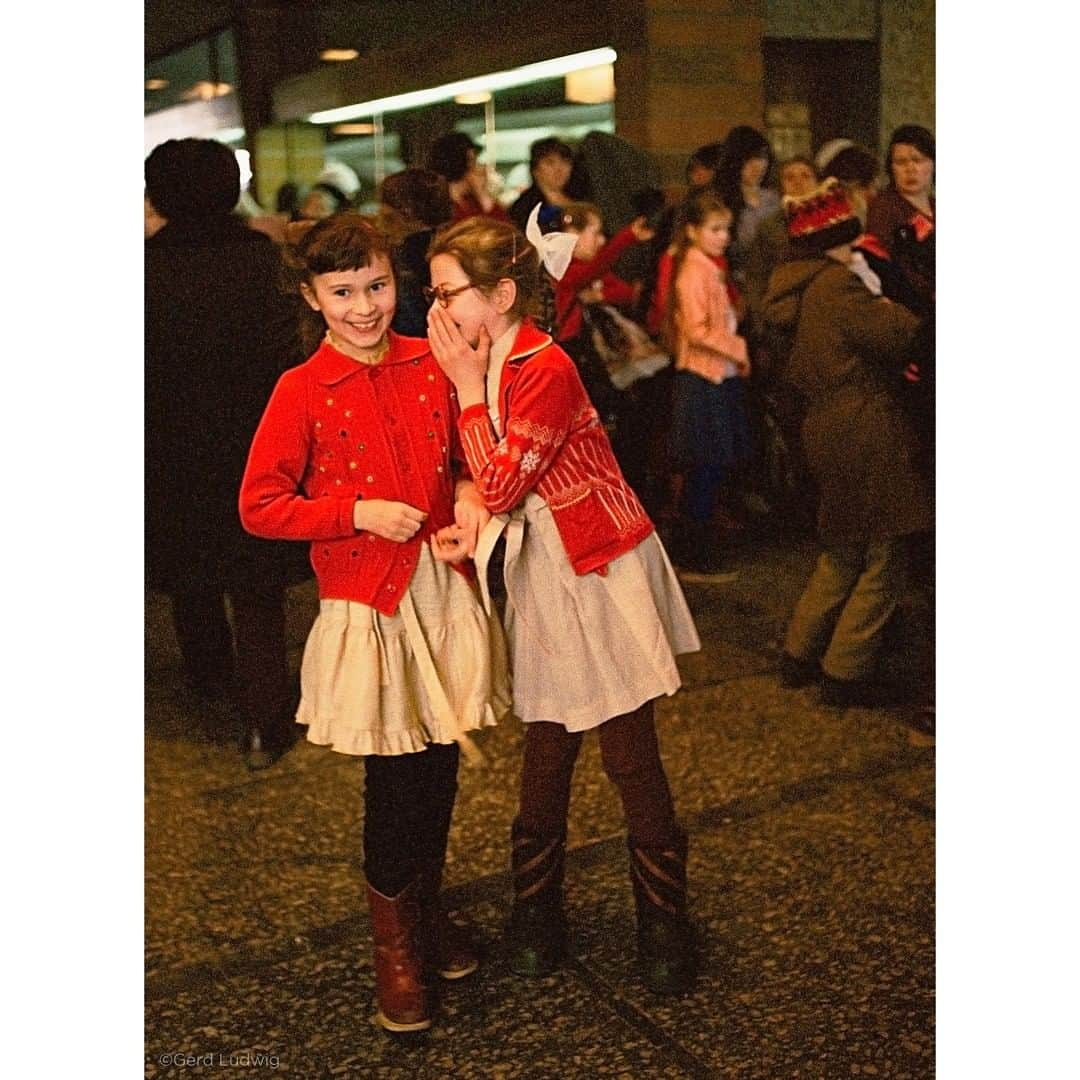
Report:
554,225,639,341
458,320,654,576
239,333,465,615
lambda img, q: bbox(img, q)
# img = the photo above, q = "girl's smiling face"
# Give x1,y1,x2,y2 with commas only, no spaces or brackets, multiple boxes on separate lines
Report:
301,254,397,356
428,252,496,346
688,210,732,259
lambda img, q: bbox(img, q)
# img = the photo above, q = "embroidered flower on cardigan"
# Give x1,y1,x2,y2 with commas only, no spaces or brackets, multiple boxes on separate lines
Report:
520,448,541,473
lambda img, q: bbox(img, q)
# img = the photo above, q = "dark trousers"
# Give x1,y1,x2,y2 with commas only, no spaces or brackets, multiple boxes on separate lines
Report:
672,374,753,523
169,584,289,733
363,743,460,896
517,699,678,848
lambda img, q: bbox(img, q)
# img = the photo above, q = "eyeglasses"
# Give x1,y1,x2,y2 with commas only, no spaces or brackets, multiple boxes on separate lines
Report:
423,282,474,307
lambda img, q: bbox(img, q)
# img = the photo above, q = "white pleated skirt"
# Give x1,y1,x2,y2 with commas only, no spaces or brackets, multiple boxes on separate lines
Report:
479,494,701,732
297,542,511,757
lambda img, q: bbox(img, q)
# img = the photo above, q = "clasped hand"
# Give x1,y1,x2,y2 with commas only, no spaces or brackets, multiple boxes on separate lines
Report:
353,499,427,542
431,482,491,564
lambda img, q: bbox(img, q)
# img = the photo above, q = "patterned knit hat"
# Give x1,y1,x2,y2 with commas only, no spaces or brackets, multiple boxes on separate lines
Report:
783,177,862,256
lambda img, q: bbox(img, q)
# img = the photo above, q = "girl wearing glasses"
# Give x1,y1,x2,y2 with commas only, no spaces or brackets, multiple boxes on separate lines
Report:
425,215,701,996
239,213,510,1034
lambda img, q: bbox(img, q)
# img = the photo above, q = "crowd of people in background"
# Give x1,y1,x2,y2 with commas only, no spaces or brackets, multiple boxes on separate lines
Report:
145,117,935,1026
146,117,936,724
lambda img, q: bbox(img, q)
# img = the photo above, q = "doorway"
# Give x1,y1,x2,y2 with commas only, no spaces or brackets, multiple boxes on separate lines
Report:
763,38,880,162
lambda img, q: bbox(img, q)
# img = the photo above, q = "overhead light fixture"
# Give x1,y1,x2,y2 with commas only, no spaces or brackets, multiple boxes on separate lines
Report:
565,64,615,105
145,78,169,91
320,48,359,62
182,81,233,102
307,47,617,124
332,122,377,135
454,91,492,105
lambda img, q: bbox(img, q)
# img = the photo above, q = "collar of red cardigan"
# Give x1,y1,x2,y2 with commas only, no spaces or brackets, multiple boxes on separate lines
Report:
309,332,430,386
504,318,554,365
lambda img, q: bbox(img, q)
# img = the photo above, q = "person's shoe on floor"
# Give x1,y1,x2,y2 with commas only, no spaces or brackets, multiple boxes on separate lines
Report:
241,721,300,771
818,674,907,709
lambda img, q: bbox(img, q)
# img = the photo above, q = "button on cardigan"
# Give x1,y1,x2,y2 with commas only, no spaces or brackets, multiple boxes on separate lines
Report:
239,332,466,616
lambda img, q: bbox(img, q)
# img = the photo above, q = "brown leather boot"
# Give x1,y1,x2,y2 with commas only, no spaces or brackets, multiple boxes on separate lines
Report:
629,831,698,995
366,881,432,1032
418,862,479,981
504,819,568,977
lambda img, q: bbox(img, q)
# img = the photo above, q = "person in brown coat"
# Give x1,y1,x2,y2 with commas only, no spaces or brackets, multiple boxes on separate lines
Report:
761,180,932,707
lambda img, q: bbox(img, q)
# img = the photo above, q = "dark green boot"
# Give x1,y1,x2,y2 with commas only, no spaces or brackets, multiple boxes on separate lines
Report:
504,820,567,977
629,831,698,995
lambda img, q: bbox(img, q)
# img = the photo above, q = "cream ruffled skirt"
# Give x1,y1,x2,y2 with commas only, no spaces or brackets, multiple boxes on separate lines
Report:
297,542,511,756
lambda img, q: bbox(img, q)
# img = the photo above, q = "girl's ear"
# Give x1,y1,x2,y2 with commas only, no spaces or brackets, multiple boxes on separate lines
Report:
299,282,321,313
491,277,518,315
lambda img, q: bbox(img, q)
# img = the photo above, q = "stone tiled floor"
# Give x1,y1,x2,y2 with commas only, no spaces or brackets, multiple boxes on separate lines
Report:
145,529,934,1078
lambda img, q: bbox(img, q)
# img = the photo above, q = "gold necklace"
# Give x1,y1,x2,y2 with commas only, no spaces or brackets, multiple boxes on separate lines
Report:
326,330,389,366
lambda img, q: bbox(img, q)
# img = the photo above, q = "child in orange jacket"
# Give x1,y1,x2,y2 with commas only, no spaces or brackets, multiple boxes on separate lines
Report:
666,190,753,578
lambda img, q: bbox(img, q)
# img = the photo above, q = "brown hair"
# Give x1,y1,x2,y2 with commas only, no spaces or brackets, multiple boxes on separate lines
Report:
282,212,396,351
558,201,603,233
379,168,453,229
663,190,733,344
427,216,541,318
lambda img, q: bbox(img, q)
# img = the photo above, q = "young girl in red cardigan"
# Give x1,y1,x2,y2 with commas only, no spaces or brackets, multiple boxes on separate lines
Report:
425,214,701,995
239,214,509,1034
550,202,653,421
552,201,651,343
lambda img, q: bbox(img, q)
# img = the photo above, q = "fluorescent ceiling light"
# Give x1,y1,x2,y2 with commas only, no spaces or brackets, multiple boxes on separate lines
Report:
307,47,617,123
321,48,359,62
332,122,377,135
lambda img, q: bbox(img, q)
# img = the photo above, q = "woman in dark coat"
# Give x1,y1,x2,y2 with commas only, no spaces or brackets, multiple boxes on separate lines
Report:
508,136,579,233
145,138,310,767
762,180,931,707
864,125,935,309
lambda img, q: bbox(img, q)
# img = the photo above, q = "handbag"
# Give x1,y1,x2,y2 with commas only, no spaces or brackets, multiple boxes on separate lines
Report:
580,303,672,391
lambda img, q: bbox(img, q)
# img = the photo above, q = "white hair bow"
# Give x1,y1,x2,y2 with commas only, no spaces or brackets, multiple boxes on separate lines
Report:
524,203,578,282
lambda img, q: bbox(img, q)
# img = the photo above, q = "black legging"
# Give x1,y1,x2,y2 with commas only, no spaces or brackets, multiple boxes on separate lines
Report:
363,742,460,896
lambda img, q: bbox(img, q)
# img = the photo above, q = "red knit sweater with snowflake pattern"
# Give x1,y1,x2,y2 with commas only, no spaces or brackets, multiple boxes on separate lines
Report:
457,320,654,576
